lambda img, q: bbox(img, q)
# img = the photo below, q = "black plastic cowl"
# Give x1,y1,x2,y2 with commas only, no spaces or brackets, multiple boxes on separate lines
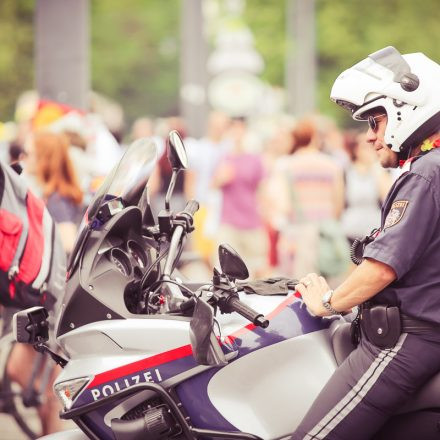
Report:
111,406,176,440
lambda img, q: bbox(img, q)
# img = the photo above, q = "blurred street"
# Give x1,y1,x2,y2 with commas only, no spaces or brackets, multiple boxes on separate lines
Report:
1,411,39,440
0,412,76,439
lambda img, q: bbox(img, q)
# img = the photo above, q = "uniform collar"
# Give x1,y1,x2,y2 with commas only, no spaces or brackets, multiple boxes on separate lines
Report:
398,157,414,172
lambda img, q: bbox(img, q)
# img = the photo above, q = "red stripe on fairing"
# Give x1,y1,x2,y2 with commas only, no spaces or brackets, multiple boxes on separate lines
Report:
86,293,300,389
87,344,193,388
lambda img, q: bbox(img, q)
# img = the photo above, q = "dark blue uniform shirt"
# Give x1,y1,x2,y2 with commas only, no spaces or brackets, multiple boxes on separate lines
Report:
363,148,440,324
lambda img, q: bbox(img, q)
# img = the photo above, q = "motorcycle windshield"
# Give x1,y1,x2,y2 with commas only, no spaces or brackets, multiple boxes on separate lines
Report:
87,137,158,221
67,137,158,273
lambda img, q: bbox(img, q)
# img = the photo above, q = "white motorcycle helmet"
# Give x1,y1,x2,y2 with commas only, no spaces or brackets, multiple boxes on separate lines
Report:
331,46,440,156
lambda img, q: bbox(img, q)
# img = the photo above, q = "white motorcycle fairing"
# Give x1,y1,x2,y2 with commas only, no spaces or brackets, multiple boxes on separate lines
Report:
208,331,335,439
55,293,338,439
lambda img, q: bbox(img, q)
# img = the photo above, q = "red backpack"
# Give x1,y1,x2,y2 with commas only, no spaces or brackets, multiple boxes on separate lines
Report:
0,161,65,310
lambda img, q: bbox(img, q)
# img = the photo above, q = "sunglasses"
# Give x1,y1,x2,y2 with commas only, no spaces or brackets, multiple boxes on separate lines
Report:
367,114,387,132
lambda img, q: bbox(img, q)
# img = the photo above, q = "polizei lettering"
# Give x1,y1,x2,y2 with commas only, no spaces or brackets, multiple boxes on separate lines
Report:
90,368,163,401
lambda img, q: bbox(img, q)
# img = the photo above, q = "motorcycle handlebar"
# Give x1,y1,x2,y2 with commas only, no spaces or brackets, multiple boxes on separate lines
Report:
182,200,199,218
162,200,199,276
228,296,269,328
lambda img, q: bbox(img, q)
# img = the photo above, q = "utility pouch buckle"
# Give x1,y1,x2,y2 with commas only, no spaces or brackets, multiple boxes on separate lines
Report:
361,305,401,349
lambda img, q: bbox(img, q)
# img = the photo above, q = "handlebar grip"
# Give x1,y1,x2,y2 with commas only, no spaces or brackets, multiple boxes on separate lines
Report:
228,297,269,328
183,200,200,217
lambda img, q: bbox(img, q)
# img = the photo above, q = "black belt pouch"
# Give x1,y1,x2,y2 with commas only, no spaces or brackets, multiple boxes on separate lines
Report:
361,305,401,349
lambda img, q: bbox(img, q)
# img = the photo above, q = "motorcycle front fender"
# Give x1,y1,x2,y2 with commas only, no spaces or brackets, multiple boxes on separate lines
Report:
39,429,88,440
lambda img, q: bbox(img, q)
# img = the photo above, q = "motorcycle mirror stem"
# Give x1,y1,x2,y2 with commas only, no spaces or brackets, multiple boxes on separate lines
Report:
164,169,180,212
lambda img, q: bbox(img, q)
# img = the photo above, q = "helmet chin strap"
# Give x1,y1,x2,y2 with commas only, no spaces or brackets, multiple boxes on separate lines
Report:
394,136,422,168
397,148,412,168
405,143,417,158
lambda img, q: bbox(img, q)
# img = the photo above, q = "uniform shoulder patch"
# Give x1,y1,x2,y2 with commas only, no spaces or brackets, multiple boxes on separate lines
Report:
384,200,408,229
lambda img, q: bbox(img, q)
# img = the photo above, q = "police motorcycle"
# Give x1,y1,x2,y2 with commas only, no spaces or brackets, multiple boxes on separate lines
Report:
13,132,440,440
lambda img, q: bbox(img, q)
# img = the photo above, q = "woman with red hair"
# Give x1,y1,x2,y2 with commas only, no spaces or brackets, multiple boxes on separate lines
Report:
24,131,83,254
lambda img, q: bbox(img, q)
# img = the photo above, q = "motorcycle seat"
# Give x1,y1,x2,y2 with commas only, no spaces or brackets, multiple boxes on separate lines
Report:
330,320,356,366
330,321,440,414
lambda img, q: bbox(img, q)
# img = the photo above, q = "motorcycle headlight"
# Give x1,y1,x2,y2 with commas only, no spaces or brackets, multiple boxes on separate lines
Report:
54,377,91,411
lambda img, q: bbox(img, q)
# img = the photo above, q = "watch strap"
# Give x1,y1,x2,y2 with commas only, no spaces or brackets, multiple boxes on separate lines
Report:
322,289,341,315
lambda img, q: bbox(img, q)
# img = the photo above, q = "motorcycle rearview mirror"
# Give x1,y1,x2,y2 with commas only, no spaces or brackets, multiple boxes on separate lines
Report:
164,130,188,211
189,298,227,366
167,130,188,171
13,307,68,367
218,244,249,281
13,306,49,344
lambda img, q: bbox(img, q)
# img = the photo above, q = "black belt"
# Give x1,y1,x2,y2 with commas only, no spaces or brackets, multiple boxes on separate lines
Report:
400,314,440,334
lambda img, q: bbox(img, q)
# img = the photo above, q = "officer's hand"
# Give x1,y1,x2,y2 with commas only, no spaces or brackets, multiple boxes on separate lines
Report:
296,273,332,317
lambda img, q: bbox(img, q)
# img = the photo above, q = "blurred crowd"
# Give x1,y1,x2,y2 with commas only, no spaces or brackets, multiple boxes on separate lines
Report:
0,99,398,283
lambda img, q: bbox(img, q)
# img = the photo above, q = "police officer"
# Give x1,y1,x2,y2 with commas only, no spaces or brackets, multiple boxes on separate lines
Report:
292,46,440,439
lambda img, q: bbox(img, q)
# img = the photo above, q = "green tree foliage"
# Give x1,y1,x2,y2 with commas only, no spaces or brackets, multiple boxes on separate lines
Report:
0,1,34,121
316,0,440,125
243,0,287,86
0,0,180,124
2,0,440,128
244,0,440,125
91,0,180,126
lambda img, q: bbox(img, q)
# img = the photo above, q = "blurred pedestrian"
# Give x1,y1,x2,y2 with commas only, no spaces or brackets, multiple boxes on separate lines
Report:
269,116,346,278
260,117,295,270
185,111,231,265
23,131,83,255
131,116,154,140
318,114,351,170
212,117,268,278
341,131,392,245
49,112,99,201
130,115,165,158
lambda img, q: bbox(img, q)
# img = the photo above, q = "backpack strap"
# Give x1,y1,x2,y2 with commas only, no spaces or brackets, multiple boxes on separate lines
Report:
42,223,66,310
0,165,4,205
32,208,54,290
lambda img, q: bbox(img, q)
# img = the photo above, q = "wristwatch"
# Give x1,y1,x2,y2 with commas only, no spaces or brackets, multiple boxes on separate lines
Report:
322,290,341,315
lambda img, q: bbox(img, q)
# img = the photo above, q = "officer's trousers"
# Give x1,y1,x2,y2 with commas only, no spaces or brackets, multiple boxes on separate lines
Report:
291,331,440,440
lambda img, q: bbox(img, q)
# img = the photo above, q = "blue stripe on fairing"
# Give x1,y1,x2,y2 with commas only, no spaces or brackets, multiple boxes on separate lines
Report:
176,299,332,431
73,298,332,438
